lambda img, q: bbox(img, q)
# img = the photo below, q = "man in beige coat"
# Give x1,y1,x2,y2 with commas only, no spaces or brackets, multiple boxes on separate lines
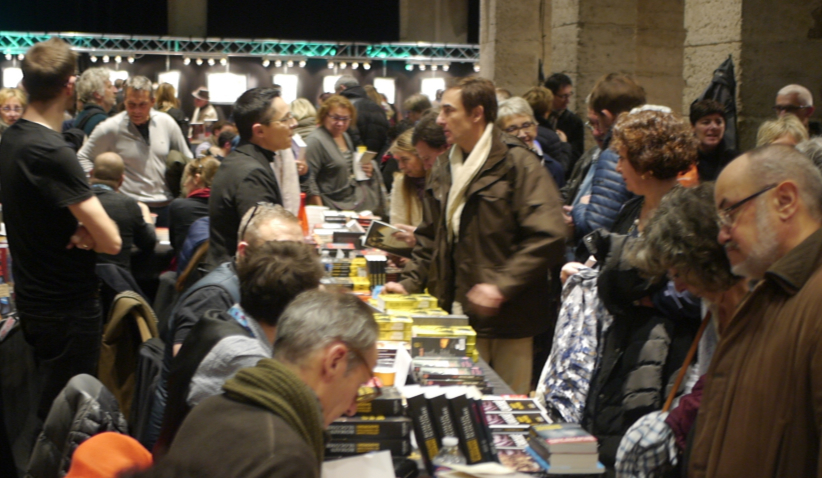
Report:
689,144,822,477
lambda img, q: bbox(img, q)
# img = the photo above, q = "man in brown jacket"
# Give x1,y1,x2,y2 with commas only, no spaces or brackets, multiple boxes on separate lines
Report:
384,78,566,394
688,144,822,477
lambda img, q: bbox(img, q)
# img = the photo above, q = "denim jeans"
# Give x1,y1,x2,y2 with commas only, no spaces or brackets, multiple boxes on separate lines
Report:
18,298,103,420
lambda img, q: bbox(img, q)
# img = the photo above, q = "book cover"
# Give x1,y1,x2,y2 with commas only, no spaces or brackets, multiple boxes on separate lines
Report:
482,398,545,414
446,389,484,464
524,446,605,475
487,412,549,429
411,336,468,358
469,393,498,463
492,432,530,450
405,391,439,475
426,391,457,447
529,423,598,454
497,449,543,474
325,437,412,457
363,220,413,258
327,416,412,438
355,386,404,417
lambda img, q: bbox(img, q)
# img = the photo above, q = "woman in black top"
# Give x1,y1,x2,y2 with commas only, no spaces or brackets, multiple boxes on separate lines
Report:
168,155,220,253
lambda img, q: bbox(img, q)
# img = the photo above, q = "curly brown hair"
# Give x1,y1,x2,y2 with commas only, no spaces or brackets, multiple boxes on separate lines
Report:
611,109,698,180
628,183,738,292
316,95,357,126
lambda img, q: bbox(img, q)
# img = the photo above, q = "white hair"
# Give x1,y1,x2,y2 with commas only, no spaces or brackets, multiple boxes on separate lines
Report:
777,84,813,106
334,75,359,92
76,68,110,105
497,97,536,123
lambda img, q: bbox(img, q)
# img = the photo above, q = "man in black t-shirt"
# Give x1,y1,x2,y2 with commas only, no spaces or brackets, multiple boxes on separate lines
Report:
0,38,121,419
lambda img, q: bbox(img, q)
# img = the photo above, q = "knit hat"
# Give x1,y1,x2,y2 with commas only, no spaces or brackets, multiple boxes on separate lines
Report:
65,432,153,478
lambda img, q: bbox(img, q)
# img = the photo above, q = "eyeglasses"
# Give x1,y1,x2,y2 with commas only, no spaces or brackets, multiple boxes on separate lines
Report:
1,106,22,113
329,114,352,124
773,105,812,114
274,112,294,124
716,184,776,229
345,343,381,403
503,121,535,135
239,201,270,242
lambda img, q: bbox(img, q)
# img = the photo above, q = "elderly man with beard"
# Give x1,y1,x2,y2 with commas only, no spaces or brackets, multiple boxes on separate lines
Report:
687,144,822,477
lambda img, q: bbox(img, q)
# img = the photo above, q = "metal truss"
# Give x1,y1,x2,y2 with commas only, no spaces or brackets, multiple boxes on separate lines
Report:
0,31,479,62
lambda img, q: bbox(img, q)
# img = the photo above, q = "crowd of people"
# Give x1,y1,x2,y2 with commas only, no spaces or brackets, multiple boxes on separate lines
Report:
0,36,822,478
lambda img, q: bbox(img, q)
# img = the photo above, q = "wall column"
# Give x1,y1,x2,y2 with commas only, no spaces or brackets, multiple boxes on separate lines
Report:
479,0,544,94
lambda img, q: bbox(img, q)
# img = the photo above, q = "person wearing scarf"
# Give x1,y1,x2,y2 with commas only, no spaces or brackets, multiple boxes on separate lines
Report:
168,156,220,254
155,291,378,478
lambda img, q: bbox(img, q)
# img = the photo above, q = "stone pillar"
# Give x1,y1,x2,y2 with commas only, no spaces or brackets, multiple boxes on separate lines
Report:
479,0,544,94
636,0,686,113
168,0,207,37
400,0,469,43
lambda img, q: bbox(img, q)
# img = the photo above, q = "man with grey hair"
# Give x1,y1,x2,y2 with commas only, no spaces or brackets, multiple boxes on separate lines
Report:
774,84,819,135
78,75,192,226
403,93,432,123
335,74,389,153
74,67,117,136
158,290,378,477
797,137,822,173
688,144,822,477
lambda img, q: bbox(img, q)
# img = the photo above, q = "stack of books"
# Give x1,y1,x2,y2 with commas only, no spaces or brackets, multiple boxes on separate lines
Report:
325,386,413,458
526,423,604,475
483,397,552,474
412,356,490,392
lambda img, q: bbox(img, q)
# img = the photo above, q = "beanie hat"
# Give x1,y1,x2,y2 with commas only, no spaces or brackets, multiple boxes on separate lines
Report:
65,432,153,478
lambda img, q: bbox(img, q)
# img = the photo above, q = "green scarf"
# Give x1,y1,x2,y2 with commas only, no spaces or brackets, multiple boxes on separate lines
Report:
223,358,325,464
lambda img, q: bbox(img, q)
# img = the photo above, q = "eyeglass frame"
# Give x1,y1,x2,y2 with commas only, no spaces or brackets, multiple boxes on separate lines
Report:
342,341,381,403
716,183,777,229
0,106,23,113
772,104,812,114
328,114,352,124
502,121,536,135
238,201,270,243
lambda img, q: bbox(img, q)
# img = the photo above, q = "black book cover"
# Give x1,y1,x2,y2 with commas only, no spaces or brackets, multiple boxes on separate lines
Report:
327,416,412,438
405,391,439,475
426,391,457,446
471,395,499,463
325,437,412,456
446,391,484,464
355,386,404,417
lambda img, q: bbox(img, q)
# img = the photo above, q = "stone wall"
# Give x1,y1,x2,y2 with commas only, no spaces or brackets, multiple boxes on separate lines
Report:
479,0,544,93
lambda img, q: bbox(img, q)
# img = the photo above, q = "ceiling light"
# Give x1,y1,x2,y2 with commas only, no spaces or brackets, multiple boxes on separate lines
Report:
17,54,24,61
183,57,191,65
328,61,334,69
90,55,97,63
419,64,426,71
363,62,371,70
275,59,282,68
128,56,135,64
114,55,122,64
220,57,227,66
352,62,359,69
432,64,438,71
102,55,109,63
262,58,270,67
473,63,481,72
286,60,294,68
405,64,413,71
196,58,203,66
340,62,347,69
208,58,215,66
299,60,306,68
443,64,450,72
4,53,10,61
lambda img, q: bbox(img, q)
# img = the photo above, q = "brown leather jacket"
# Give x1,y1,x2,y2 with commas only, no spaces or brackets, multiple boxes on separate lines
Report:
399,127,567,339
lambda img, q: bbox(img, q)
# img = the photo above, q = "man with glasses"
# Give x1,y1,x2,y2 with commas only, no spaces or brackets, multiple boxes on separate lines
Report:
154,239,325,458
156,290,378,478
0,38,122,420
207,87,297,270
774,84,819,136
688,144,822,477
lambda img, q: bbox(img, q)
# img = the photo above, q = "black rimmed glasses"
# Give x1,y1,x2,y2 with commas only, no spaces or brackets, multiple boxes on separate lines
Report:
773,105,812,114
346,343,381,403
716,184,777,229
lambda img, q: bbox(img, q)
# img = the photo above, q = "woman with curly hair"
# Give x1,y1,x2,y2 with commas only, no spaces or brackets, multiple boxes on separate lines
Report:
615,183,748,477
569,107,701,474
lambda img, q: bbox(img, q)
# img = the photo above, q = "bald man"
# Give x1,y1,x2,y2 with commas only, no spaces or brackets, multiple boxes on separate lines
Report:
688,145,822,477
91,152,156,269
774,84,818,134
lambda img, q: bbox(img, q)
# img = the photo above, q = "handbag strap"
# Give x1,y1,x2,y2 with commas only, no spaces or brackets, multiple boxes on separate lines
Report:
662,311,711,412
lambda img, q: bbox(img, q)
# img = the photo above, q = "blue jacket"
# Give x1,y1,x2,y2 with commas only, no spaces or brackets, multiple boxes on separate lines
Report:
570,138,632,240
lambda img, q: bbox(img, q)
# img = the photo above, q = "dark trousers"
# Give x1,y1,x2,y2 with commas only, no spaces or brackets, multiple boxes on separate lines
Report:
18,298,103,420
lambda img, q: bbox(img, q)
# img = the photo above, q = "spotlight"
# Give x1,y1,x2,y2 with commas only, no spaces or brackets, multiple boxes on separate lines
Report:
443,64,450,72
196,58,203,66
328,61,334,69
473,63,480,73
405,63,413,71
262,58,270,67
340,62,347,69
17,54,24,61
183,57,191,65
419,64,426,71
102,55,109,63
208,58,215,66
299,60,307,68
286,60,294,68
128,56,135,64
4,53,10,61
114,55,122,64
220,57,227,66
432,64,438,71
352,62,359,69
363,62,371,70
275,59,282,68
90,55,97,63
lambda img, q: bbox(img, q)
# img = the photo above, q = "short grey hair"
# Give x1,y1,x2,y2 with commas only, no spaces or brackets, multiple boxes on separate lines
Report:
274,290,378,370
334,75,359,92
777,84,813,106
496,97,536,126
124,75,154,99
238,203,300,245
76,67,110,105
797,138,822,173
746,144,822,221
